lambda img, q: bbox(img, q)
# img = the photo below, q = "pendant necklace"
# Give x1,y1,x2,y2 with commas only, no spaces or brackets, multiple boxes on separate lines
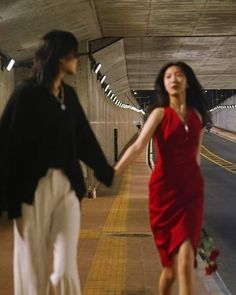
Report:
184,124,189,132
173,107,189,132
54,85,66,111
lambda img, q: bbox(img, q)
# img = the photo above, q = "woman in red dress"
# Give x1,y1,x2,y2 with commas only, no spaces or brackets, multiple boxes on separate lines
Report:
115,61,210,295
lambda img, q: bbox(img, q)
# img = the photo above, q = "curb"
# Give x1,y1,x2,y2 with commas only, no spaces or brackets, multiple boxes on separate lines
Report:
210,128,236,144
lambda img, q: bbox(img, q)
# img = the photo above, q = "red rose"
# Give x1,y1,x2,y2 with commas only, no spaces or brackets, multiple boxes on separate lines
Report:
205,265,212,275
210,262,218,272
209,249,220,260
205,262,218,275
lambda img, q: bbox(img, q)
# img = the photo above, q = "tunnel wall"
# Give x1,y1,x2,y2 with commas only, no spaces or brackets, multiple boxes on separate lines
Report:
65,51,141,189
211,95,236,133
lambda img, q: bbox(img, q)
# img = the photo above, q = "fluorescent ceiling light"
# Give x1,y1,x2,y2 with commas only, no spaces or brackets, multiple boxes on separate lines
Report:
100,75,106,84
105,84,109,92
95,63,101,74
6,58,15,71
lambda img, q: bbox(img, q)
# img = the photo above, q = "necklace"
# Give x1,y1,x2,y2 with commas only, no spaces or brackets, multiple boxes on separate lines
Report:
184,124,189,132
170,106,189,132
54,85,66,111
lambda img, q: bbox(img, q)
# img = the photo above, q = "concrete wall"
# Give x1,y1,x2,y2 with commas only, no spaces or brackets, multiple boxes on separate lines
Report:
211,95,236,133
66,52,141,189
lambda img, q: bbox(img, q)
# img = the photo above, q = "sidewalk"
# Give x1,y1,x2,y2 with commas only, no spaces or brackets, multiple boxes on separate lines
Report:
0,151,219,294
78,152,212,295
211,126,236,143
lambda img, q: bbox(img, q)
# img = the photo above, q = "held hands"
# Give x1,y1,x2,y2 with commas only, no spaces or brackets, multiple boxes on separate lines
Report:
113,165,120,176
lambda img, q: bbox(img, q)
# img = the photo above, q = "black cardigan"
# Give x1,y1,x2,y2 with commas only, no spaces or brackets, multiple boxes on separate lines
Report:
0,79,114,218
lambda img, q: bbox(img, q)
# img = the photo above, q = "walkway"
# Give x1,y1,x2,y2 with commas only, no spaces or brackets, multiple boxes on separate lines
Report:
0,150,222,294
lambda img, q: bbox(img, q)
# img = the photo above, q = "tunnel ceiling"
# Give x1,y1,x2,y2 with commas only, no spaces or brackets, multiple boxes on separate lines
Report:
0,0,236,90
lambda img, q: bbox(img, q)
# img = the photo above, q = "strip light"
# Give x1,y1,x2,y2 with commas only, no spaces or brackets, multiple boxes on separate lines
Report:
105,84,109,92
91,58,145,115
0,51,15,72
100,75,106,84
210,104,236,112
94,63,101,74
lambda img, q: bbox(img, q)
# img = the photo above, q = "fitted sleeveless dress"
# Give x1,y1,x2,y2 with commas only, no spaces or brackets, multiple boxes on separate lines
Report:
149,106,204,267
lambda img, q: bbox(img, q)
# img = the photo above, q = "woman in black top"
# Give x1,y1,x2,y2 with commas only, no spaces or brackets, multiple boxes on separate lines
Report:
0,30,114,295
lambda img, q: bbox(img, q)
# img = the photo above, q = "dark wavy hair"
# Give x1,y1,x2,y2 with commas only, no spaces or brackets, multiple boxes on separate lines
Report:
153,61,211,126
31,30,78,88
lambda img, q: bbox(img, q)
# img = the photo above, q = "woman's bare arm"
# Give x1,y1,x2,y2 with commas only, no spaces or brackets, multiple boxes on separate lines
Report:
197,129,204,165
193,109,204,166
114,108,165,175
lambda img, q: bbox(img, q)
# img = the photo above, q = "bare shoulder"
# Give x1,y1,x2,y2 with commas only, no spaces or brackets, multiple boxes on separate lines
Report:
149,107,165,120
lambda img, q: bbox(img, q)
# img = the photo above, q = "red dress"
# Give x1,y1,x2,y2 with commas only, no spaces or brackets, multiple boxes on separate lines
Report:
149,106,204,267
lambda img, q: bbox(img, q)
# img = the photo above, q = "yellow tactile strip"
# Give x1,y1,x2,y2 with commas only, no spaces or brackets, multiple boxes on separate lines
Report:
201,145,236,175
82,169,130,295
80,230,101,239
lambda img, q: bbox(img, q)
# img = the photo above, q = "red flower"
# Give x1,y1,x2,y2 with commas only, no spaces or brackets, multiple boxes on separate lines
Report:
210,262,218,272
205,264,212,275
205,261,218,275
209,249,220,260
198,229,220,276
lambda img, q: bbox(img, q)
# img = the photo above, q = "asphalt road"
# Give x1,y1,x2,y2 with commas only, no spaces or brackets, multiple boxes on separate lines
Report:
202,132,236,294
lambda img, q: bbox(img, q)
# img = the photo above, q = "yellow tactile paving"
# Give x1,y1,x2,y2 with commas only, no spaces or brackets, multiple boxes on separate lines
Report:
201,145,236,175
82,169,130,295
80,230,101,239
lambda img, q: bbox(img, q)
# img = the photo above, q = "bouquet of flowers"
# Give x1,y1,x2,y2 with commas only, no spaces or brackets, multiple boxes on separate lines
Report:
198,228,220,275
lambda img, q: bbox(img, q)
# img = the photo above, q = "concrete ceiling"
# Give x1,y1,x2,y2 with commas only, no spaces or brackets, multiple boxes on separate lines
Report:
0,0,236,90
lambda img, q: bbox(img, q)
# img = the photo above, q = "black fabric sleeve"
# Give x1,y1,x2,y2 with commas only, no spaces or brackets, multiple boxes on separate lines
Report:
73,91,114,187
0,83,31,215
0,87,19,214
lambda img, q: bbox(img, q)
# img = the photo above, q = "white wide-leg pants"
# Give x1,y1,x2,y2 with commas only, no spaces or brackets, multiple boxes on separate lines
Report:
13,169,81,295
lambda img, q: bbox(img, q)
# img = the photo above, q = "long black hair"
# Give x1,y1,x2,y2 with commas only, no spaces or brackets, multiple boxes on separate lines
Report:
154,61,211,126
31,30,78,88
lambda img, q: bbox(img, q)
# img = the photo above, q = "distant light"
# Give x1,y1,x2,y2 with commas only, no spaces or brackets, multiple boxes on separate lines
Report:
111,94,115,99
105,84,109,92
134,91,137,95
94,63,101,74
0,51,15,72
108,90,112,96
100,75,106,84
6,58,15,71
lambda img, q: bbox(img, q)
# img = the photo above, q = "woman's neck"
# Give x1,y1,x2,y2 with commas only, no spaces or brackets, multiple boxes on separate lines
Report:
169,93,186,113
51,72,65,96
